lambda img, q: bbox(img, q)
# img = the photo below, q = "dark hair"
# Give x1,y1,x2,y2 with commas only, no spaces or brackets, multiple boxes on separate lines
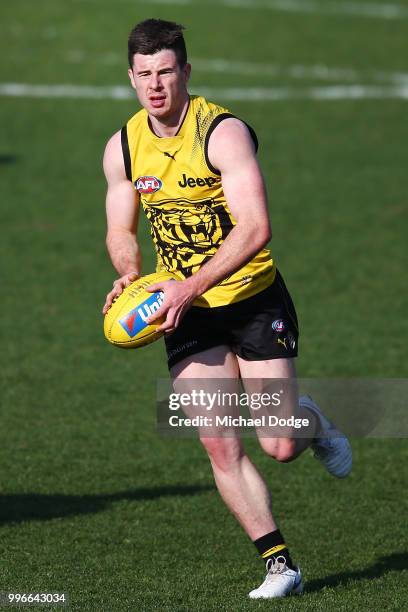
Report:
128,19,187,68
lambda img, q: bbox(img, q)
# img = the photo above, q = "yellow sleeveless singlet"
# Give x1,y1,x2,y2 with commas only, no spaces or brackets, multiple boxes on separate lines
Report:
122,95,275,307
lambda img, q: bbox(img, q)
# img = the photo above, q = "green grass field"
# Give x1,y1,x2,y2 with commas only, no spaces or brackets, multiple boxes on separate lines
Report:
1,1,407,610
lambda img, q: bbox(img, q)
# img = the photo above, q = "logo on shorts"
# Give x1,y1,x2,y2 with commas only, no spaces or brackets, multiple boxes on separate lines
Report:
277,337,288,350
168,340,198,360
272,319,285,332
135,176,162,194
287,331,296,350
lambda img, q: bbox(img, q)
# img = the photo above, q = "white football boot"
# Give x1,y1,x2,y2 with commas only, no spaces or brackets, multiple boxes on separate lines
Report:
299,395,352,478
249,556,303,599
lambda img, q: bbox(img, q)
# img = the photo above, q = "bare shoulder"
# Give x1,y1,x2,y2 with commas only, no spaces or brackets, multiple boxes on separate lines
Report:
208,117,257,172
211,117,253,144
103,129,126,181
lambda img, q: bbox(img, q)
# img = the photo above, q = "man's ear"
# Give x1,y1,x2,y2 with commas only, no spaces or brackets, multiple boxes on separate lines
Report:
128,68,136,90
184,63,192,83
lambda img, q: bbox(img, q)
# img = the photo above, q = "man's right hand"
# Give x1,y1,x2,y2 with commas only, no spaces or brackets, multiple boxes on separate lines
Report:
102,272,139,315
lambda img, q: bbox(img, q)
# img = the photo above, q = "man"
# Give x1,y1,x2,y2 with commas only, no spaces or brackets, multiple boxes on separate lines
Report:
102,19,352,599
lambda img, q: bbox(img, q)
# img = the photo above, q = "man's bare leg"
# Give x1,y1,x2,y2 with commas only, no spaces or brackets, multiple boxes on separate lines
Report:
237,357,316,459
171,346,305,599
171,346,279,539
238,356,352,479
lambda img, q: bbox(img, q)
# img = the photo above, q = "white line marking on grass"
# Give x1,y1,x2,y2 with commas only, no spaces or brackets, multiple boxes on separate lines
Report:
0,83,133,100
63,51,408,85
134,0,408,19
66,50,86,64
198,84,408,100
149,0,190,3
1,82,408,101
192,58,357,80
223,0,408,19
77,0,408,19
191,58,408,85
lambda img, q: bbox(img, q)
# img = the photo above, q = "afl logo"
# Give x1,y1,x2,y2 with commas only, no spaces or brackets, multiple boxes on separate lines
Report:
272,319,285,332
135,176,162,194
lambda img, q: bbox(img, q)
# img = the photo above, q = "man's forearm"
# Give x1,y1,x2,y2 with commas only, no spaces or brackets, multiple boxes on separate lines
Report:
106,229,142,276
184,221,271,298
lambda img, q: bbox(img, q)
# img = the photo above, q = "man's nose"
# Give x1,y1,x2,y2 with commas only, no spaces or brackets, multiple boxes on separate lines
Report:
150,74,163,90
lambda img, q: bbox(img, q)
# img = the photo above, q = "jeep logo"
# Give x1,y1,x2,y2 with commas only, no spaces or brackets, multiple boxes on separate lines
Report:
178,173,219,189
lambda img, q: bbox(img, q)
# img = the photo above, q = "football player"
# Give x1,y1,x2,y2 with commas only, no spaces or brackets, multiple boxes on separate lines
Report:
102,19,352,599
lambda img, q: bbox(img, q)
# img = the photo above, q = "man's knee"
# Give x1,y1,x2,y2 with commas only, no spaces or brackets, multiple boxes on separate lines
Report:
259,437,297,463
200,437,243,472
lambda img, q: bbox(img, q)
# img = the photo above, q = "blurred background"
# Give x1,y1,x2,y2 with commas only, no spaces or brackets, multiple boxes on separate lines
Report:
1,1,407,610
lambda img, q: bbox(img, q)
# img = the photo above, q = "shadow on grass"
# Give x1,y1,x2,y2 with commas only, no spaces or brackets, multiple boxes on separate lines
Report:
305,551,408,593
0,485,215,526
0,154,18,165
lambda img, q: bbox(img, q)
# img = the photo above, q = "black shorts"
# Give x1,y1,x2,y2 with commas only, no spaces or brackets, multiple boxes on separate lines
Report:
165,269,299,370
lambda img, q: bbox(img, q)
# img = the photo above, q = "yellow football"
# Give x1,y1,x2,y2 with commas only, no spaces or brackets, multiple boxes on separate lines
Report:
104,271,174,348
